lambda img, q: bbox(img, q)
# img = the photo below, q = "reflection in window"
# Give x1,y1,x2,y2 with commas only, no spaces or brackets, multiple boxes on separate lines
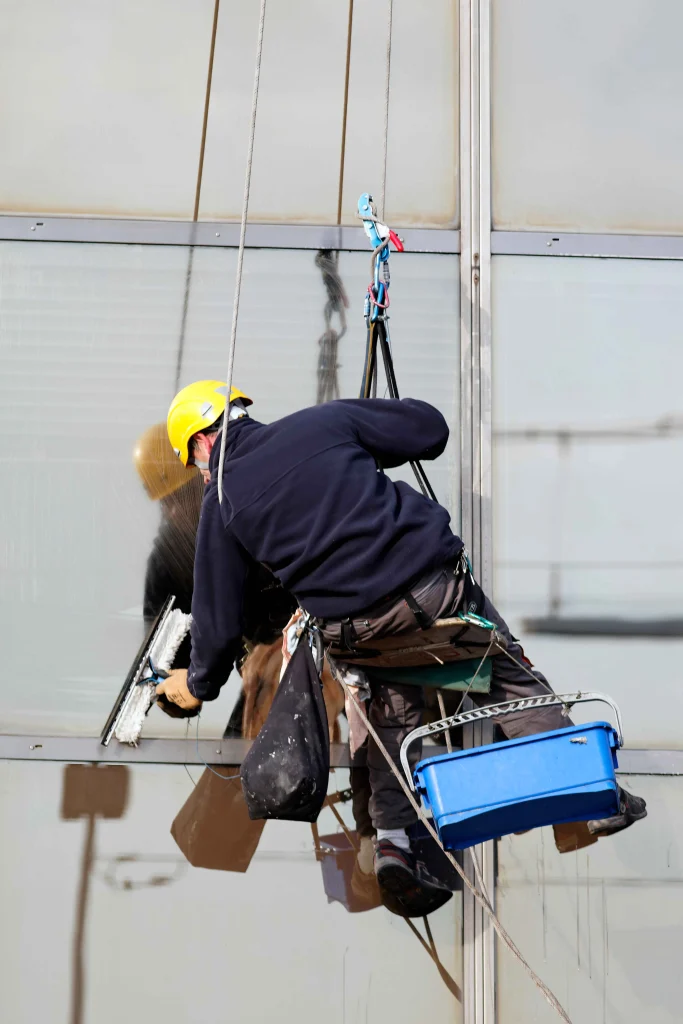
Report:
0,761,463,1022
0,243,458,737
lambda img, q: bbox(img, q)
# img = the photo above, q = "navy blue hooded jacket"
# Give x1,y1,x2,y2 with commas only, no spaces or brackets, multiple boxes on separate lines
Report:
187,398,463,700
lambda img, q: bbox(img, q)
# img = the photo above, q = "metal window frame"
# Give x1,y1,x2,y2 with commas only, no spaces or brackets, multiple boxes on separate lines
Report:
0,214,460,254
6,214,683,262
491,230,683,260
0,734,676,775
460,2,495,1021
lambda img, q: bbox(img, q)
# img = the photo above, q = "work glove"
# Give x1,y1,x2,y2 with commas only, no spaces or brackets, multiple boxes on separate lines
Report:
156,668,203,717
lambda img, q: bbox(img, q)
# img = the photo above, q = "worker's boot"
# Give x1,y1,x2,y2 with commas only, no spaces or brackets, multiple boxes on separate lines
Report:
374,839,453,918
586,786,647,838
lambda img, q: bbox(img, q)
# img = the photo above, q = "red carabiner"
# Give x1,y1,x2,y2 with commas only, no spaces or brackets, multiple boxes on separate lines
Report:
388,229,404,252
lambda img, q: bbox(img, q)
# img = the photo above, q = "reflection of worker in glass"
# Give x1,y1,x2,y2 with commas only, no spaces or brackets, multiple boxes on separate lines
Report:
160,379,648,920
134,420,298,727
134,423,204,669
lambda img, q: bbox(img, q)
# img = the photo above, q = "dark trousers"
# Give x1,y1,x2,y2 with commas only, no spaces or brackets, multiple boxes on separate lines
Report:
330,562,571,832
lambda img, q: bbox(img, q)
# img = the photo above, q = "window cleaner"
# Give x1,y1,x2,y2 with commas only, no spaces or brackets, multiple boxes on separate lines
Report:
150,362,646,917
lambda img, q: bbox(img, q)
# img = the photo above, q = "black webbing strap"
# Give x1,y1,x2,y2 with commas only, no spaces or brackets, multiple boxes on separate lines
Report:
403,591,432,630
359,318,438,503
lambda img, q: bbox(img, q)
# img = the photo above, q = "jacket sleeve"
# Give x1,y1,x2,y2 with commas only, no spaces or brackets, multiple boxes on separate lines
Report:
339,397,449,468
187,481,248,701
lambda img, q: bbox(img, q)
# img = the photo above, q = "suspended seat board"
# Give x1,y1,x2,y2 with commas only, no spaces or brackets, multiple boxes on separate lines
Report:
327,611,506,670
365,658,493,694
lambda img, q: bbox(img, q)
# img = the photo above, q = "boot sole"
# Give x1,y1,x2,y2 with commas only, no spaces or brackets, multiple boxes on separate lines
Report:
377,863,453,919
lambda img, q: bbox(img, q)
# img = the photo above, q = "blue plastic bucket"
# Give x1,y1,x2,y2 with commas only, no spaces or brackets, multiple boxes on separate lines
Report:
414,722,620,850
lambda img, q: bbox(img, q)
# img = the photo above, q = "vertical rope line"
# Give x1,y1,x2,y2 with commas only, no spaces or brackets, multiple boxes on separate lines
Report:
436,691,452,753
378,0,393,221
218,0,267,504
175,0,222,394
175,246,195,393
336,0,355,226
193,0,222,221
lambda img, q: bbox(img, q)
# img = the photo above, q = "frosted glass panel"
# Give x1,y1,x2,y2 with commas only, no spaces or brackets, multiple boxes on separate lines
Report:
492,256,683,747
0,241,458,736
198,0,459,227
497,775,682,1024
492,0,683,233
0,761,462,1023
0,0,215,218
0,0,457,226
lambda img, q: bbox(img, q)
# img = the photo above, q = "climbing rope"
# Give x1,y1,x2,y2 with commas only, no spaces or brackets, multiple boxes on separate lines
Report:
174,0,222,394
315,250,349,404
336,0,355,225
217,0,268,505
378,0,393,221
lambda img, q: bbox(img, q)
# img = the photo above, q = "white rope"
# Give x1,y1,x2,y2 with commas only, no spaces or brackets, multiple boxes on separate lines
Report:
377,0,393,221
218,0,267,504
333,673,572,1023
499,644,559,698
452,636,497,717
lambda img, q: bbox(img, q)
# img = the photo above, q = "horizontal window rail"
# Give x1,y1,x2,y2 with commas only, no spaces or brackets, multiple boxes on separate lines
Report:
0,215,460,253
0,734,680,774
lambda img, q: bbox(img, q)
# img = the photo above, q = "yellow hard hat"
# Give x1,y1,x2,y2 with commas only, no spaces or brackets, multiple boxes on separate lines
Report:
134,422,200,501
167,380,252,466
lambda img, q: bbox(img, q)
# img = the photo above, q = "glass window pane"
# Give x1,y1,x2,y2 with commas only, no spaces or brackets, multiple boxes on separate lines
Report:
0,761,463,1022
198,0,459,227
0,241,458,737
492,0,683,232
0,0,216,218
493,255,683,747
0,0,458,226
497,775,681,1023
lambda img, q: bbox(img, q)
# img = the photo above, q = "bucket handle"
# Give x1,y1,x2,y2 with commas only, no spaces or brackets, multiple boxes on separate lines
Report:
400,691,624,790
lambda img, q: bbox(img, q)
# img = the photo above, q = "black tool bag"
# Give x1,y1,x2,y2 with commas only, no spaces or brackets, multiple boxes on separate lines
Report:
240,634,329,822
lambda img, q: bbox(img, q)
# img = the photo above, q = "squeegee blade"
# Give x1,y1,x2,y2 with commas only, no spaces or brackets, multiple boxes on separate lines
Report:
99,595,176,746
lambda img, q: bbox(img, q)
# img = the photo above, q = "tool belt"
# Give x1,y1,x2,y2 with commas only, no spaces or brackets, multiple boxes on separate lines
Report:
319,555,505,669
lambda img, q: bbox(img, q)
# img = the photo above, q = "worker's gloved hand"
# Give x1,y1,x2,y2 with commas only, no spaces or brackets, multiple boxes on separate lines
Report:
155,669,203,717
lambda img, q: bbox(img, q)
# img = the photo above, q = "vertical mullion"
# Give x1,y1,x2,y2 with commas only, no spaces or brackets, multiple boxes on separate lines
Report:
460,0,474,560
459,2,476,1023
461,0,495,1021
477,0,496,1017
479,0,493,599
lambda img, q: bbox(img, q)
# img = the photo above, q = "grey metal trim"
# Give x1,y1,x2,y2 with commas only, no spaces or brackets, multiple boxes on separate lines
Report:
478,0,493,602
617,749,683,775
491,230,683,260
0,735,680,775
458,1,478,1008
0,215,460,254
0,735,353,767
461,2,496,1020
